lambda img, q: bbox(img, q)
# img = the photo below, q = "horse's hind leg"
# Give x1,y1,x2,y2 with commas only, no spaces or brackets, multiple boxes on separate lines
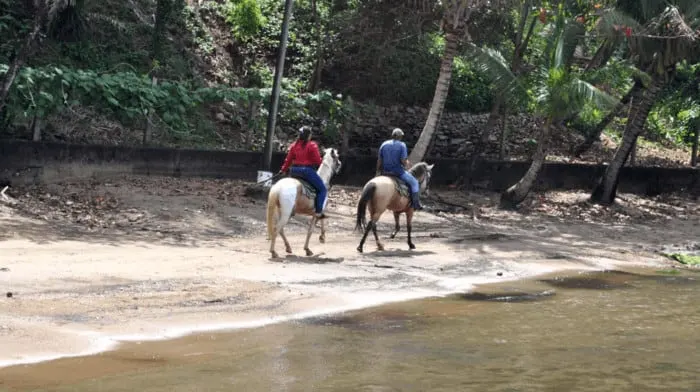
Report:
269,229,279,259
319,218,326,244
304,216,317,256
280,228,292,254
372,222,384,251
406,210,416,250
357,220,374,253
390,211,401,239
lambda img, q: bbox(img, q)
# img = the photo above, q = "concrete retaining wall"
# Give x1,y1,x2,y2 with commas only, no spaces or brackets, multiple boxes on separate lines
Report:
1,140,698,196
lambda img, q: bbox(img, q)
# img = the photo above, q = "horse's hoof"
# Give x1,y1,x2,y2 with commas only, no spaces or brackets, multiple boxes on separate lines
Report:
390,233,397,239
305,248,314,256
271,251,279,259
357,246,363,253
285,246,292,254
377,244,385,251
319,235,326,244
408,243,416,250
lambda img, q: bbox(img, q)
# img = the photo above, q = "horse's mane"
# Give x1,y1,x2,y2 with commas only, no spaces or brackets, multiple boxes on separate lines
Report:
409,162,430,177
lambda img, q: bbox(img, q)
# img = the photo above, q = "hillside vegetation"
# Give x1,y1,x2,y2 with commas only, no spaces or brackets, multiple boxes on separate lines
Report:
0,0,697,170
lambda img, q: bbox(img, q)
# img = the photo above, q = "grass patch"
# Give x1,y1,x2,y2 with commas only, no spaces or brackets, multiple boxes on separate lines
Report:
663,253,700,266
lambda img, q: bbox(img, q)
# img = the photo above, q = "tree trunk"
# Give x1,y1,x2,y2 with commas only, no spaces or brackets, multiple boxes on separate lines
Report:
31,116,42,141
573,82,639,157
500,119,552,208
590,78,664,205
499,105,509,160
408,31,459,163
0,3,48,113
143,76,158,145
691,125,698,167
628,139,636,166
307,0,324,92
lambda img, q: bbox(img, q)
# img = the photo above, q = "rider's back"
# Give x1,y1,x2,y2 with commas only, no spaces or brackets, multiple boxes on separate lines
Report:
379,139,407,175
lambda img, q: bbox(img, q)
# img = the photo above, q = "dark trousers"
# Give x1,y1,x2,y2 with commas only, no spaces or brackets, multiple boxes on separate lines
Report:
290,166,327,213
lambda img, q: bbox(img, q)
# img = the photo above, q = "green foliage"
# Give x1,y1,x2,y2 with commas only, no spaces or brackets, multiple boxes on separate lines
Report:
646,62,700,146
0,63,351,144
225,0,267,41
664,252,700,266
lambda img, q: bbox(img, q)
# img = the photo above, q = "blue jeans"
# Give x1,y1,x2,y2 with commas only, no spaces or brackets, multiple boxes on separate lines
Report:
398,170,420,194
290,166,327,214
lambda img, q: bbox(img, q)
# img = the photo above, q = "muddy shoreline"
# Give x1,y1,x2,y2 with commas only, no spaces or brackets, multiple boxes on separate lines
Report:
0,175,697,370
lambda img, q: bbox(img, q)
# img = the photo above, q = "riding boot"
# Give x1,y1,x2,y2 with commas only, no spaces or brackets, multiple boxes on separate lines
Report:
411,192,423,210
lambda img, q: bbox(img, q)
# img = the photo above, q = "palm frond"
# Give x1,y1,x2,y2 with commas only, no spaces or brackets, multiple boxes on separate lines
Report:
554,20,585,69
466,43,527,105
565,79,619,118
594,8,642,38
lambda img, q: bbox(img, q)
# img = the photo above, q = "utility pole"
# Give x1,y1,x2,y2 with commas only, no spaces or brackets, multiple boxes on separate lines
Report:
261,0,295,176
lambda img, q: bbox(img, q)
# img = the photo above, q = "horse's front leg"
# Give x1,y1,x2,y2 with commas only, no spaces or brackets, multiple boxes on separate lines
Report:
319,217,326,244
390,211,401,239
304,216,317,256
406,210,416,250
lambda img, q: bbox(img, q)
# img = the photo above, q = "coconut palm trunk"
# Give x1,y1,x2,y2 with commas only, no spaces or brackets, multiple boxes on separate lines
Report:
590,77,665,204
573,82,638,157
0,3,49,113
691,125,699,167
408,31,459,163
500,118,552,208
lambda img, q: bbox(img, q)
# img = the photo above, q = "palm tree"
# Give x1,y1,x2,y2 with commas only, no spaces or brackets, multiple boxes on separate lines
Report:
0,0,89,113
407,0,511,164
590,1,700,204
472,9,618,207
0,1,50,113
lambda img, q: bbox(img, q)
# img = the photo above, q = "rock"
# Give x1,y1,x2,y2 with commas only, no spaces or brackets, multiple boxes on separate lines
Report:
215,113,226,122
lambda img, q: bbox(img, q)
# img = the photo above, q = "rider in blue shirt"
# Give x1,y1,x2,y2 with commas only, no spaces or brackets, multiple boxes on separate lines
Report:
376,128,422,210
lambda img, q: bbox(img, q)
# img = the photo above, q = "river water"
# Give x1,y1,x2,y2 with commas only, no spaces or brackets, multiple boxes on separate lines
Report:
1,269,698,391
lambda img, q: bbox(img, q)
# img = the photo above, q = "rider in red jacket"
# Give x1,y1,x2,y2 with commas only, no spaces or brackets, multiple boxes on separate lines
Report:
279,126,327,219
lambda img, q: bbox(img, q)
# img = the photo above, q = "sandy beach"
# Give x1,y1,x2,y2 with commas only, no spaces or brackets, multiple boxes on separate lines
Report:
0,175,697,368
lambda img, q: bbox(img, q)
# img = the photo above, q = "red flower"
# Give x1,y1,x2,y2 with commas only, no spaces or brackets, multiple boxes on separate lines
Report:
625,26,632,37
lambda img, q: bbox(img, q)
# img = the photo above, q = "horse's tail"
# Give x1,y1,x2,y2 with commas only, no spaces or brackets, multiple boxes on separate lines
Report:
266,187,280,240
267,180,297,240
355,182,376,232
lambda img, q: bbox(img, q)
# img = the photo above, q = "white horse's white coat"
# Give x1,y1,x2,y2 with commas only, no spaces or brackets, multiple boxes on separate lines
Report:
266,148,341,258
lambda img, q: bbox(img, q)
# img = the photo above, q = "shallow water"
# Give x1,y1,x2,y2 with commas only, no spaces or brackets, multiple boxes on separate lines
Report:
1,269,699,391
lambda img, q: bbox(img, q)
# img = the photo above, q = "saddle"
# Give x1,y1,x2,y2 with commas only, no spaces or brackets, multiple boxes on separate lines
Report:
381,173,411,198
290,175,319,199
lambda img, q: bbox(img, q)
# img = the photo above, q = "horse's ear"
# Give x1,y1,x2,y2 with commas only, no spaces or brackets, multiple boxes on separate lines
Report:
331,148,338,159
427,164,434,171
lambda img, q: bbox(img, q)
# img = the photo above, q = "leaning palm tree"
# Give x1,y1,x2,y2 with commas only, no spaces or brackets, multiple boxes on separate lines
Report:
590,1,700,204
407,0,511,164
0,0,87,113
472,11,618,207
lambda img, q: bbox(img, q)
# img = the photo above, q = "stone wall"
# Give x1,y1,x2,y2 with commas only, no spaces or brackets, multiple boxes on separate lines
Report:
2,140,698,197
277,103,545,159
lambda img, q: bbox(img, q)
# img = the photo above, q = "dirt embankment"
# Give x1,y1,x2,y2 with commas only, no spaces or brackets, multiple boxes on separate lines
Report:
0,175,698,367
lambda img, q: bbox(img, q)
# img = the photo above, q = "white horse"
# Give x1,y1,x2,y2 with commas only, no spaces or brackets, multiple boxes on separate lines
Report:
266,148,342,258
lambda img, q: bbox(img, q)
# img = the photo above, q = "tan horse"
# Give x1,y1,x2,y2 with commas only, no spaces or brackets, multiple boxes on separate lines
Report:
354,162,434,253
266,148,342,259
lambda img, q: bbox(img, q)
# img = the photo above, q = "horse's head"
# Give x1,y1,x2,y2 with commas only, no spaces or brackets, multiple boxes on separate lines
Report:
322,147,342,176
410,162,434,197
